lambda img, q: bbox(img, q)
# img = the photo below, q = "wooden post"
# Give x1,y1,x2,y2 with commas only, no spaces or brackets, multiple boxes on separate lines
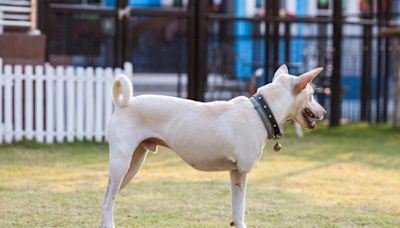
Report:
30,0,37,31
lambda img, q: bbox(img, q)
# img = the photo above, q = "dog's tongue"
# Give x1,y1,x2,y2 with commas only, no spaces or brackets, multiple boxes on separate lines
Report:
309,122,316,130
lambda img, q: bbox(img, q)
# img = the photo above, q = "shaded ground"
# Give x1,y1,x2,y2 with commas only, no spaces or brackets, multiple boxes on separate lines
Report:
0,124,399,227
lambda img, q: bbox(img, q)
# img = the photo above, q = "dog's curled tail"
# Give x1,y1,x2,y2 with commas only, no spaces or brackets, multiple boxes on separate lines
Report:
112,74,133,108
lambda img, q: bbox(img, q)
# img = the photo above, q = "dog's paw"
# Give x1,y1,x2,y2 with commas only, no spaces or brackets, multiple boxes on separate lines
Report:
100,221,115,228
230,221,247,228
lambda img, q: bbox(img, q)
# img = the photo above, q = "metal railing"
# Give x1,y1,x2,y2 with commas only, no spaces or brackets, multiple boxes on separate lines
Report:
38,0,398,126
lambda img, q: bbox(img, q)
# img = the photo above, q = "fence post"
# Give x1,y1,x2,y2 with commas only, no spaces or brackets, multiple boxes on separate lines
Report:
31,0,37,31
376,0,383,123
114,0,128,67
104,67,114,142
360,13,372,122
284,22,291,66
85,67,94,141
95,67,104,142
187,0,207,101
264,0,271,83
66,66,75,142
55,66,65,143
123,62,133,81
35,65,44,143
114,67,123,76
393,47,400,127
383,1,392,123
4,65,13,143
76,67,85,141
25,65,34,140
330,0,343,127
272,0,280,72
45,65,55,144
14,65,23,141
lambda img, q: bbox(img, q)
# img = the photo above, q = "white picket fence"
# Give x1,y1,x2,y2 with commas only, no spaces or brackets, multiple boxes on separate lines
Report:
0,59,133,144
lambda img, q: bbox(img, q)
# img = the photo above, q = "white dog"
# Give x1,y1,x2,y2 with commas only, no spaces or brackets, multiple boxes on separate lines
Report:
101,65,326,228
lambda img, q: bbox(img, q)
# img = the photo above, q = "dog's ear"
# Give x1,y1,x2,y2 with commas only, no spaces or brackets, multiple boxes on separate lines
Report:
273,64,289,81
293,67,323,93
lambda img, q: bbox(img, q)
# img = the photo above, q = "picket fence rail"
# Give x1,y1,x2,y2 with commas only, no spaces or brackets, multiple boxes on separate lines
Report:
0,59,133,144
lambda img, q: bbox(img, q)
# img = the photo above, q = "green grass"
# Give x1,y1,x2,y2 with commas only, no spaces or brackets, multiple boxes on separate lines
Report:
1,124,400,227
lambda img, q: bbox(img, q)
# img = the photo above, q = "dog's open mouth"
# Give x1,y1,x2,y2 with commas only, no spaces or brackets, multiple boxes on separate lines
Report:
302,108,318,129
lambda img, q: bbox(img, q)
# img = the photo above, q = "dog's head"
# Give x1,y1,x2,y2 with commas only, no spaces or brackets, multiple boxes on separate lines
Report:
266,64,326,129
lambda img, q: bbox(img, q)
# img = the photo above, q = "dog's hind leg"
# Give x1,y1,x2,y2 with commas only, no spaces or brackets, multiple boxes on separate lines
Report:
119,146,148,190
101,142,138,228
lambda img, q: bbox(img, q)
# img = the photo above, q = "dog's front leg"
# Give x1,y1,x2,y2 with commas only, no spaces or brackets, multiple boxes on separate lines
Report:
230,169,248,228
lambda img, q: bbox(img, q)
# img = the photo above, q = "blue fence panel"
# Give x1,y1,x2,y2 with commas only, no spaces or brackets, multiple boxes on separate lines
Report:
235,0,253,79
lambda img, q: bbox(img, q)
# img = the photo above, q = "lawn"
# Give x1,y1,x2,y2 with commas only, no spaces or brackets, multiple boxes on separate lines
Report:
0,124,399,227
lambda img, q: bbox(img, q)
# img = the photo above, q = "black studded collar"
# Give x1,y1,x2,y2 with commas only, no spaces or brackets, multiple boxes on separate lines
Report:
249,93,283,140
